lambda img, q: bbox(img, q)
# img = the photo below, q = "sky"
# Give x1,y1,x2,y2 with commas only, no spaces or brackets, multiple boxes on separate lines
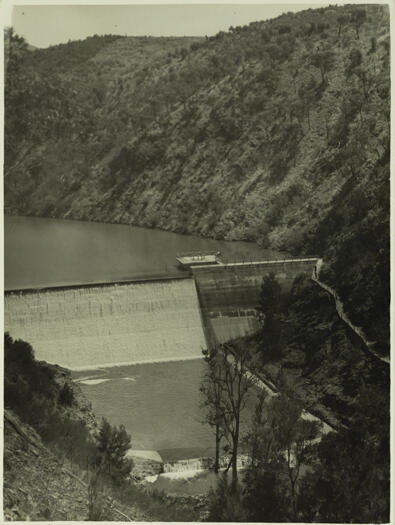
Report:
5,3,327,48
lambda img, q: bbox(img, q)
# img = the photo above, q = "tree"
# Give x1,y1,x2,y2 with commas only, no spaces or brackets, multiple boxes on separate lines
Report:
58,382,75,407
201,343,256,487
309,49,335,84
266,43,283,65
290,98,305,131
337,14,349,37
347,48,362,75
298,376,390,522
244,391,322,521
297,77,317,129
200,347,226,473
299,427,389,522
4,29,72,177
88,467,108,521
351,8,367,39
353,66,372,100
290,67,299,94
257,273,288,362
4,28,28,84
4,333,35,371
96,418,133,485
258,272,282,317
207,473,246,522
336,126,366,178
273,397,321,520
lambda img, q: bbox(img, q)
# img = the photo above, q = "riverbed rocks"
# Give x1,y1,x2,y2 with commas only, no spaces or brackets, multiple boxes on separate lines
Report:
132,456,164,481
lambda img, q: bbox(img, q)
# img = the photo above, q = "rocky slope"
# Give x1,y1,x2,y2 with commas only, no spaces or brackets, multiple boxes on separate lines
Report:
3,409,150,521
243,275,390,432
4,4,390,358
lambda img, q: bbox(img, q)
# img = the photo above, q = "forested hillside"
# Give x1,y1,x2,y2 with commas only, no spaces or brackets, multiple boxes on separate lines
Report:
4,4,390,357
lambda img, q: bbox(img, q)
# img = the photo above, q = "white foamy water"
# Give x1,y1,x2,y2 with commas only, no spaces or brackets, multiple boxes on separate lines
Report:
4,279,206,369
79,378,111,386
127,450,163,462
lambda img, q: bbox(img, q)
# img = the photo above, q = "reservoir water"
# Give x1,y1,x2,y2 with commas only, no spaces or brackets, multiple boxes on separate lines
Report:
4,215,285,291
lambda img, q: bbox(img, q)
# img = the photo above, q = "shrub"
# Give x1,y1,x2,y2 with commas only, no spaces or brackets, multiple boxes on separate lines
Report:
96,418,133,485
4,334,34,371
58,383,75,407
207,474,246,521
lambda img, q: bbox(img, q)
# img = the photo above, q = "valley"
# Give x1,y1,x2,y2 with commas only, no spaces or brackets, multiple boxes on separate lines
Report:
3,3,390,522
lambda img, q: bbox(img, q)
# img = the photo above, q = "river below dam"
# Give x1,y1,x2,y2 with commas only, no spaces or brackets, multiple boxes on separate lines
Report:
73,359,259,463
73,360,213,459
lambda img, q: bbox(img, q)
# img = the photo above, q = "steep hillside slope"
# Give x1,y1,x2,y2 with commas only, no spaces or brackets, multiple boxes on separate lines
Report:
244,275,390,431
233,272,390,522
4,4,390,356
4,410,148,521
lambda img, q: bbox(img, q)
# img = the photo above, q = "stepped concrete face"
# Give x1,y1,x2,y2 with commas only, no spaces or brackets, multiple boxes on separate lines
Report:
4,279,206,369
193,259,318,347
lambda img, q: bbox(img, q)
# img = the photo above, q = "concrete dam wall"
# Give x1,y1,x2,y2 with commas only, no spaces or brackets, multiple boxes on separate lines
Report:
193,258,318,347
4,279,207,370
4,257,318,368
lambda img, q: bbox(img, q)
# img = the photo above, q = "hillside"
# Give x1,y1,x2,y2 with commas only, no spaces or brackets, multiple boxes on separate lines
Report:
244,274,390,432
4,4,390,358
4,410,150,521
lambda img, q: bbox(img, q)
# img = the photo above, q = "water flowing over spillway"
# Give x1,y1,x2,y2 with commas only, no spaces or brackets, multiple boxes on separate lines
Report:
5,279,207,369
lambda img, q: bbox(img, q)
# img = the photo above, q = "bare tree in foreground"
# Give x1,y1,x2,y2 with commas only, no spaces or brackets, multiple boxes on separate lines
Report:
201,343,257,486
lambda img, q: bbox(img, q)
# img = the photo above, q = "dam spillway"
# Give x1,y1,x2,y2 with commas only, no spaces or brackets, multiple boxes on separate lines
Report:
4,279,207,369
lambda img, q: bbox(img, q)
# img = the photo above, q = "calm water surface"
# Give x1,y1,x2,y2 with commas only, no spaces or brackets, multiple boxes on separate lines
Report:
5,215,286,290
73,359,258,461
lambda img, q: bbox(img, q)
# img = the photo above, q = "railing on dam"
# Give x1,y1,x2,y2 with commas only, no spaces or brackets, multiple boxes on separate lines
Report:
191,257,320,272
4,273,191,294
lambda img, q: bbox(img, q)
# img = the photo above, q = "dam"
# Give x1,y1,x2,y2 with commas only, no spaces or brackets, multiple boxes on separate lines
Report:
4,216,320,461
4,257,319,368
4,278,206,369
